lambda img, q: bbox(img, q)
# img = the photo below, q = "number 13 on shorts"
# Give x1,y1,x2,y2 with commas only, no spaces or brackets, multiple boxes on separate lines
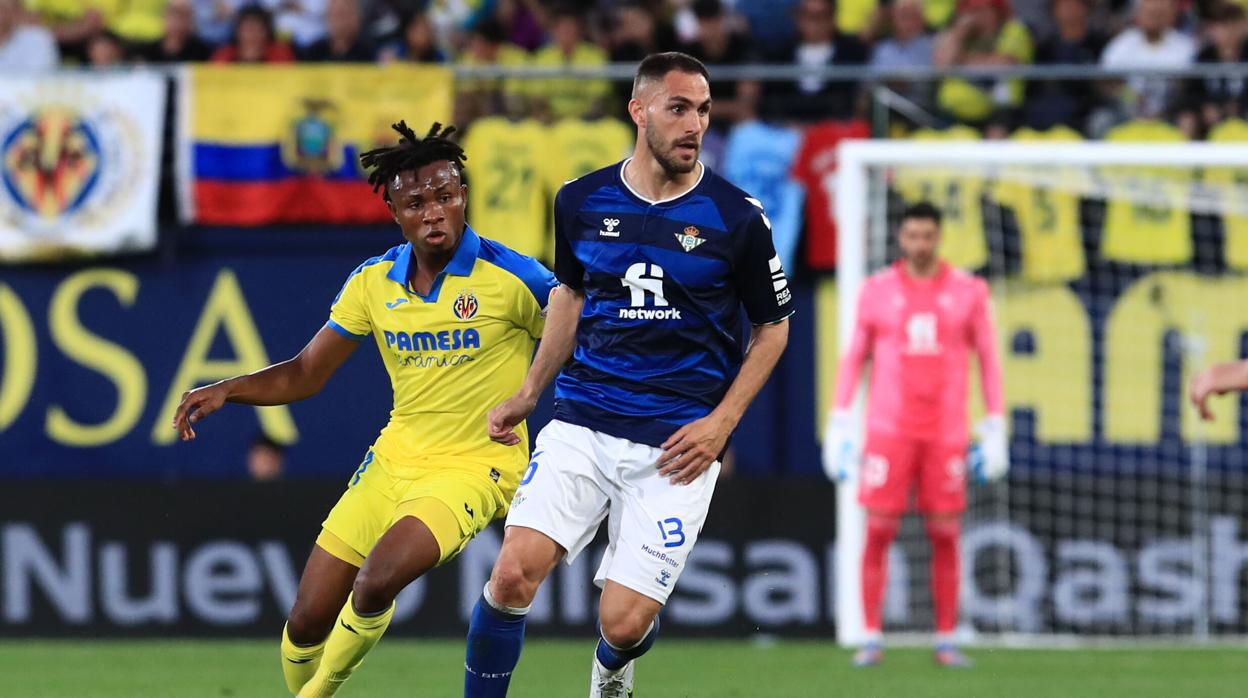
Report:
657,517,685,548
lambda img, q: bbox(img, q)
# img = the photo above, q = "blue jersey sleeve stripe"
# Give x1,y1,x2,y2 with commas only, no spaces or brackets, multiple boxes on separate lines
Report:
477,237,557,308
325,319,369,341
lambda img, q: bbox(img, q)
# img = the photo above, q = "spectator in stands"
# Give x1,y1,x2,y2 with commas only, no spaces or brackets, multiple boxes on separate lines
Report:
454,19,530,124
1026,0,1107,129
609,1,679,63
868,0,936,104
734,0,799,58
496,0,547,51
933,0,1034,124
195,0,246,46
25,0,109,61
211,5,296,63
1181,2,1248,132
763,0,870,122
1100,0,1196,118
0,0,59,70
136,0,212,63
86,29,127,67
608,2,680,105
268,0,329,49
300,0,375,61
247,434,287,481
377,9,446,63
528,4,611,120
680,0,760,128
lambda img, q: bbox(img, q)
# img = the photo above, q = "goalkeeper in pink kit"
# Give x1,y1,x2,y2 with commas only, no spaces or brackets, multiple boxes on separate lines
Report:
823,202,1007,667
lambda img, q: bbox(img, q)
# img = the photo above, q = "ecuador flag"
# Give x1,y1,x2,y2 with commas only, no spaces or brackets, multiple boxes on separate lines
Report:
180,65,453,226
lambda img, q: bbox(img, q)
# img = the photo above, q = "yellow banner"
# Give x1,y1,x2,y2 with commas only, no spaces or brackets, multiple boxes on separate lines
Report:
188,65,453,145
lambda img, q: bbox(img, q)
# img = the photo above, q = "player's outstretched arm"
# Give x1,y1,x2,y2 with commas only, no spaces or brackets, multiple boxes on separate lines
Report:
1190,360,1248,421
172,326,360,441
659,318,790,485
487,284,585,446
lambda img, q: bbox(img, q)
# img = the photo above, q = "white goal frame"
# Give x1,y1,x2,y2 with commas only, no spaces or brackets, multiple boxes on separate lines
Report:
831,140,1248,647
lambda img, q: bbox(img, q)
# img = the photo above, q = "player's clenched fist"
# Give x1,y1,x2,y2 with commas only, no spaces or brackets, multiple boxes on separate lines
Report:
172,384,229,441
487,392,537,446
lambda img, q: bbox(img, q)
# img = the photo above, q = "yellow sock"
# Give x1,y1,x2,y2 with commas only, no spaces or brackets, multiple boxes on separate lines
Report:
280,623,326,695
298,593,395,698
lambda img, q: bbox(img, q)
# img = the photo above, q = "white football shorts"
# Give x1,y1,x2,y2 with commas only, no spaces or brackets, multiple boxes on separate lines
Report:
504,419,720,604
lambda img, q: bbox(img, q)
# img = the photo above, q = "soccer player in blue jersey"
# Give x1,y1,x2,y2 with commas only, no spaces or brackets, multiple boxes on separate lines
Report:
462,52,794,698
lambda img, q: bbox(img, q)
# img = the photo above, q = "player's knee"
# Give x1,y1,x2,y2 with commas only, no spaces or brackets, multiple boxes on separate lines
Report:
286,603,334,645
598,606,655,649
924,517,960,547
489,561,540,609
351,571,398,614
866,513,901,544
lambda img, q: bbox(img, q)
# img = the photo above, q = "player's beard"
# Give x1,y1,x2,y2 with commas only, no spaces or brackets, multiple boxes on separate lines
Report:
647,128,699,176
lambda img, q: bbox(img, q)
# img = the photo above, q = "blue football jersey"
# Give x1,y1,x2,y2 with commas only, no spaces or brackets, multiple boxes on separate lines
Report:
552,159,795,447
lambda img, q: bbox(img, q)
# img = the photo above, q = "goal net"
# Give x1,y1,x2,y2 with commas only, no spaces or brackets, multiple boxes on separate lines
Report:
832,137,1248,646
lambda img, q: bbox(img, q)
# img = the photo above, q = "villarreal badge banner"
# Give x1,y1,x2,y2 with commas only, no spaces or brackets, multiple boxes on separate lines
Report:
0,73,165,262
179,64,452,226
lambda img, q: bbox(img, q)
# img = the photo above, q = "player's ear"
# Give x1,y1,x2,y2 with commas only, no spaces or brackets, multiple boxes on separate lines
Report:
386,197,398,223
627,98,645,129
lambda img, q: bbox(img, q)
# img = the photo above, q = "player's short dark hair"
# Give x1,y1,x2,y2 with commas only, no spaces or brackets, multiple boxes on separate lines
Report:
902,201,942,226
632,52,710,98
359,121,466,202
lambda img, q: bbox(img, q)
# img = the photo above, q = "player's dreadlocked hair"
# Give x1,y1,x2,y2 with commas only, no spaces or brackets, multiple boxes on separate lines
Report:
359,121,466,201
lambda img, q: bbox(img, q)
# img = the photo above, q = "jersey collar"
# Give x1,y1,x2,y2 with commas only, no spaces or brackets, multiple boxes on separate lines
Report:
894,258,951,284
616,157,706,206
385,225,481,296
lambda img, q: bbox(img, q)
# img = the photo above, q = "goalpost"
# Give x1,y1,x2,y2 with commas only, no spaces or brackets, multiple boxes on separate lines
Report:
832,140,1248,647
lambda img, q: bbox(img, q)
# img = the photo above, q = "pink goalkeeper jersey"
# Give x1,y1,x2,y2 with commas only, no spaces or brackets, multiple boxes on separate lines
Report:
834,260,1004,443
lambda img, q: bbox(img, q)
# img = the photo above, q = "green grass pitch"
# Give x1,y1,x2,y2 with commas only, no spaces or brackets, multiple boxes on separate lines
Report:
1,639,1242,697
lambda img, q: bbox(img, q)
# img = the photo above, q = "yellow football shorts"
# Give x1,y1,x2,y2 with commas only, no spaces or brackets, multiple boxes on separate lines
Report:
317,450,510,568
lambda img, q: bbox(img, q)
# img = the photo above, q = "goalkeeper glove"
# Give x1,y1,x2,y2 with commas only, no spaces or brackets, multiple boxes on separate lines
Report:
969,415,1009,483
821,410,860,482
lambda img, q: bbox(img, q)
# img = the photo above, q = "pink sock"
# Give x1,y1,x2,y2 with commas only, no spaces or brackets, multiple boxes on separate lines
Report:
926,517,961,635
861,514,900,634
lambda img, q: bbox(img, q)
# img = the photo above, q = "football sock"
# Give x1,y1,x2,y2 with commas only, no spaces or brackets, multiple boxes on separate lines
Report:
280,623,326,695
861,514,901,634
595,617,659,672
464,583,529,698
297,592,394,698
926,517,962,636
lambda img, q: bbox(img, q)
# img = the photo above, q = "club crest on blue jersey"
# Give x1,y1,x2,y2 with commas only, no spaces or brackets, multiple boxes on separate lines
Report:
675,226,706,252
452,290,479,320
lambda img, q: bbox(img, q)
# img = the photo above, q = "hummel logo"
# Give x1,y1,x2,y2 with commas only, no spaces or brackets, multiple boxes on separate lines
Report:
340,619,359,635
385,298,408,310
464,502,475,518
600,218,621,237
287,657,314,664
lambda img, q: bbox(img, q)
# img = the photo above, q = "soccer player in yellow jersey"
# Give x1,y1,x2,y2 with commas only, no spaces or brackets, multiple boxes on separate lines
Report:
172,122,556,698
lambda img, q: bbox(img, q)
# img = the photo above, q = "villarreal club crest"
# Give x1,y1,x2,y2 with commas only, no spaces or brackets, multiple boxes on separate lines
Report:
2,107,102,220
453,290,480,320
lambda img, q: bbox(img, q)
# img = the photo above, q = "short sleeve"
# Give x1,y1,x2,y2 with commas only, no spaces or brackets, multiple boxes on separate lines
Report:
733,204,796,325
510,258,558,339
553,187,586,289
327,268,372,341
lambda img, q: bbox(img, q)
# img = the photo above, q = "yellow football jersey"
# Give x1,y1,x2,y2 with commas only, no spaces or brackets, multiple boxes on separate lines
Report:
936,20,1033,123
1101,120,1192,265
462,116,549,261
992,126,1087,282
327,227,555,492
1206,119,1248,270
528,41,611,120
542,117,633,202
894,125,989,270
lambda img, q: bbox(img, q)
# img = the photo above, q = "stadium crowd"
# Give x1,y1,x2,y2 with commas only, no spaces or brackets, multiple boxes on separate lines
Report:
2,0,1247,134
